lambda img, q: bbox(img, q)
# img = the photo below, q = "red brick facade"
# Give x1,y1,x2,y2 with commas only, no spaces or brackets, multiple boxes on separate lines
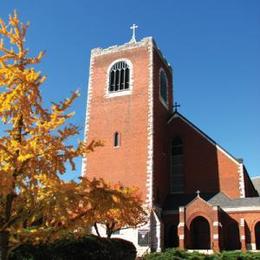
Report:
165,113,259,251
83,38,260,252
84,43,151,201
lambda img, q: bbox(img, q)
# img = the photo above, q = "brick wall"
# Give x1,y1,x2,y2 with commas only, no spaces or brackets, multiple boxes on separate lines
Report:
167,116,241,198
152,48,173,206
84,44,150,201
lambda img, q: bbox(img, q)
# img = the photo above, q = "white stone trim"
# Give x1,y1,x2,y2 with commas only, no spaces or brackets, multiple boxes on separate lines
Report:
158,67,169,110
179,207,184,212
239,163,245,198
213,221,218,226
81,52,95,177
250,243,256,250
91,37,153,57
213,206,218,211
223,206,260,212
213,221,221,227
179,234,184,240
241,235,245,240
152,42,172,72
188,250,213,254
213,234,219,239
168,113,240,165
90,37,171,73
240,218,245,226
146,39,154,207
146,41,154,252
178,222,185,227
105,58,133,98
152,210,162,252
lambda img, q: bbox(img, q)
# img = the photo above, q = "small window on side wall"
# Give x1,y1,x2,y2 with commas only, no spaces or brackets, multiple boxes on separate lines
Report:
114,132,120,147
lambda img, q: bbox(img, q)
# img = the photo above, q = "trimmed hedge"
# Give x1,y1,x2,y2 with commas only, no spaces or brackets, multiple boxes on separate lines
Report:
10,235,136,260
144,248,260,260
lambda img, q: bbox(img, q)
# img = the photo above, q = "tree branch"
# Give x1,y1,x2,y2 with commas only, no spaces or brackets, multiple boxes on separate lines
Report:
94,223,101,237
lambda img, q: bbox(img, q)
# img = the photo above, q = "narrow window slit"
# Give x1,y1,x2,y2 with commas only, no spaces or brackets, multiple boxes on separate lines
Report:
114,132,120,147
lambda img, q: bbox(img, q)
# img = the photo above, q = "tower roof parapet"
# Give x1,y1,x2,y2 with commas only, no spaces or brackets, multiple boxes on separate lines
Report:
91,37,172,71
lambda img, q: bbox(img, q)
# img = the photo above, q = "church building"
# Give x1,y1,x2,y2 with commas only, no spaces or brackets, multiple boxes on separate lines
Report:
82,31,260,255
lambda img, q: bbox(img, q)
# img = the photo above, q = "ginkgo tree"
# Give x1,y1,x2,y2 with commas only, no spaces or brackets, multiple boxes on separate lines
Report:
0,11,91,259
0,12,147,260
92,183,147,238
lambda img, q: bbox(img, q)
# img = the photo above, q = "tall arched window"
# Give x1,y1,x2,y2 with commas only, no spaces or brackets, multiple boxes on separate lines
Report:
109,61,130,92
159,69,168,105
114,132,120,147
171,137,184,193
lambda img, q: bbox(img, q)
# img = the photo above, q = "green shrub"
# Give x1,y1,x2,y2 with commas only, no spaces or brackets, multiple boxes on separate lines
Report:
144,249,260,260
144,248,192,260
10,235,136,260
219,250,260,260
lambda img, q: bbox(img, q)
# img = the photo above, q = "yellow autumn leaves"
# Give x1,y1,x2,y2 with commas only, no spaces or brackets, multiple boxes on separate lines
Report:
0,11,146,258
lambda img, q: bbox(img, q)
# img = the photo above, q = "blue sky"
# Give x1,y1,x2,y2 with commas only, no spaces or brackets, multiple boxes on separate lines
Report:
0,0,259,180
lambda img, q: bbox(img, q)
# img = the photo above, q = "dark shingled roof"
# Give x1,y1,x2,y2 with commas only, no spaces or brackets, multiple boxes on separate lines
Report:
252,177,260,195
207,192,231,206
208,192,260,208
163,192,260,211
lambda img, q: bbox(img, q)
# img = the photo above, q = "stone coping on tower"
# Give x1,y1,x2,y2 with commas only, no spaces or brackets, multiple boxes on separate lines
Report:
90,37,172,71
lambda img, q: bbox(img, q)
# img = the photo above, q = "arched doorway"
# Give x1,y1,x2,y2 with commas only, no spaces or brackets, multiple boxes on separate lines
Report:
166,225,179,248
190,216,211,249
255,221,260,250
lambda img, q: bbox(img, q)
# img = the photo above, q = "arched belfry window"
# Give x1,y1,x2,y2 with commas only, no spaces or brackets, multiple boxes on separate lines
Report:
109,61,130,92
159,69,168,106
114,132,120,147
171,137,184,193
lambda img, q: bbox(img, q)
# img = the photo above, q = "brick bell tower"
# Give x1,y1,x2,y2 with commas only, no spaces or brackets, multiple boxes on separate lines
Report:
82,28,173,253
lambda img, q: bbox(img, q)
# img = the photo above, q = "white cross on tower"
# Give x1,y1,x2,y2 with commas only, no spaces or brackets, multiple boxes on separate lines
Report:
130,23,138,43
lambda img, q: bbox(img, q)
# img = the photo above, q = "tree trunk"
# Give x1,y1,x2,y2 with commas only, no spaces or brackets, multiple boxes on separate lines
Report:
0,231,10,260
0,116,23,260
2,193,15,260
106,229,112,238
106,222,115,238
94,223,101,237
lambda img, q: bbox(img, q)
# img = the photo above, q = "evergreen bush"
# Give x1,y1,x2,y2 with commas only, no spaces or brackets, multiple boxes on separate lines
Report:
10,235,136,260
